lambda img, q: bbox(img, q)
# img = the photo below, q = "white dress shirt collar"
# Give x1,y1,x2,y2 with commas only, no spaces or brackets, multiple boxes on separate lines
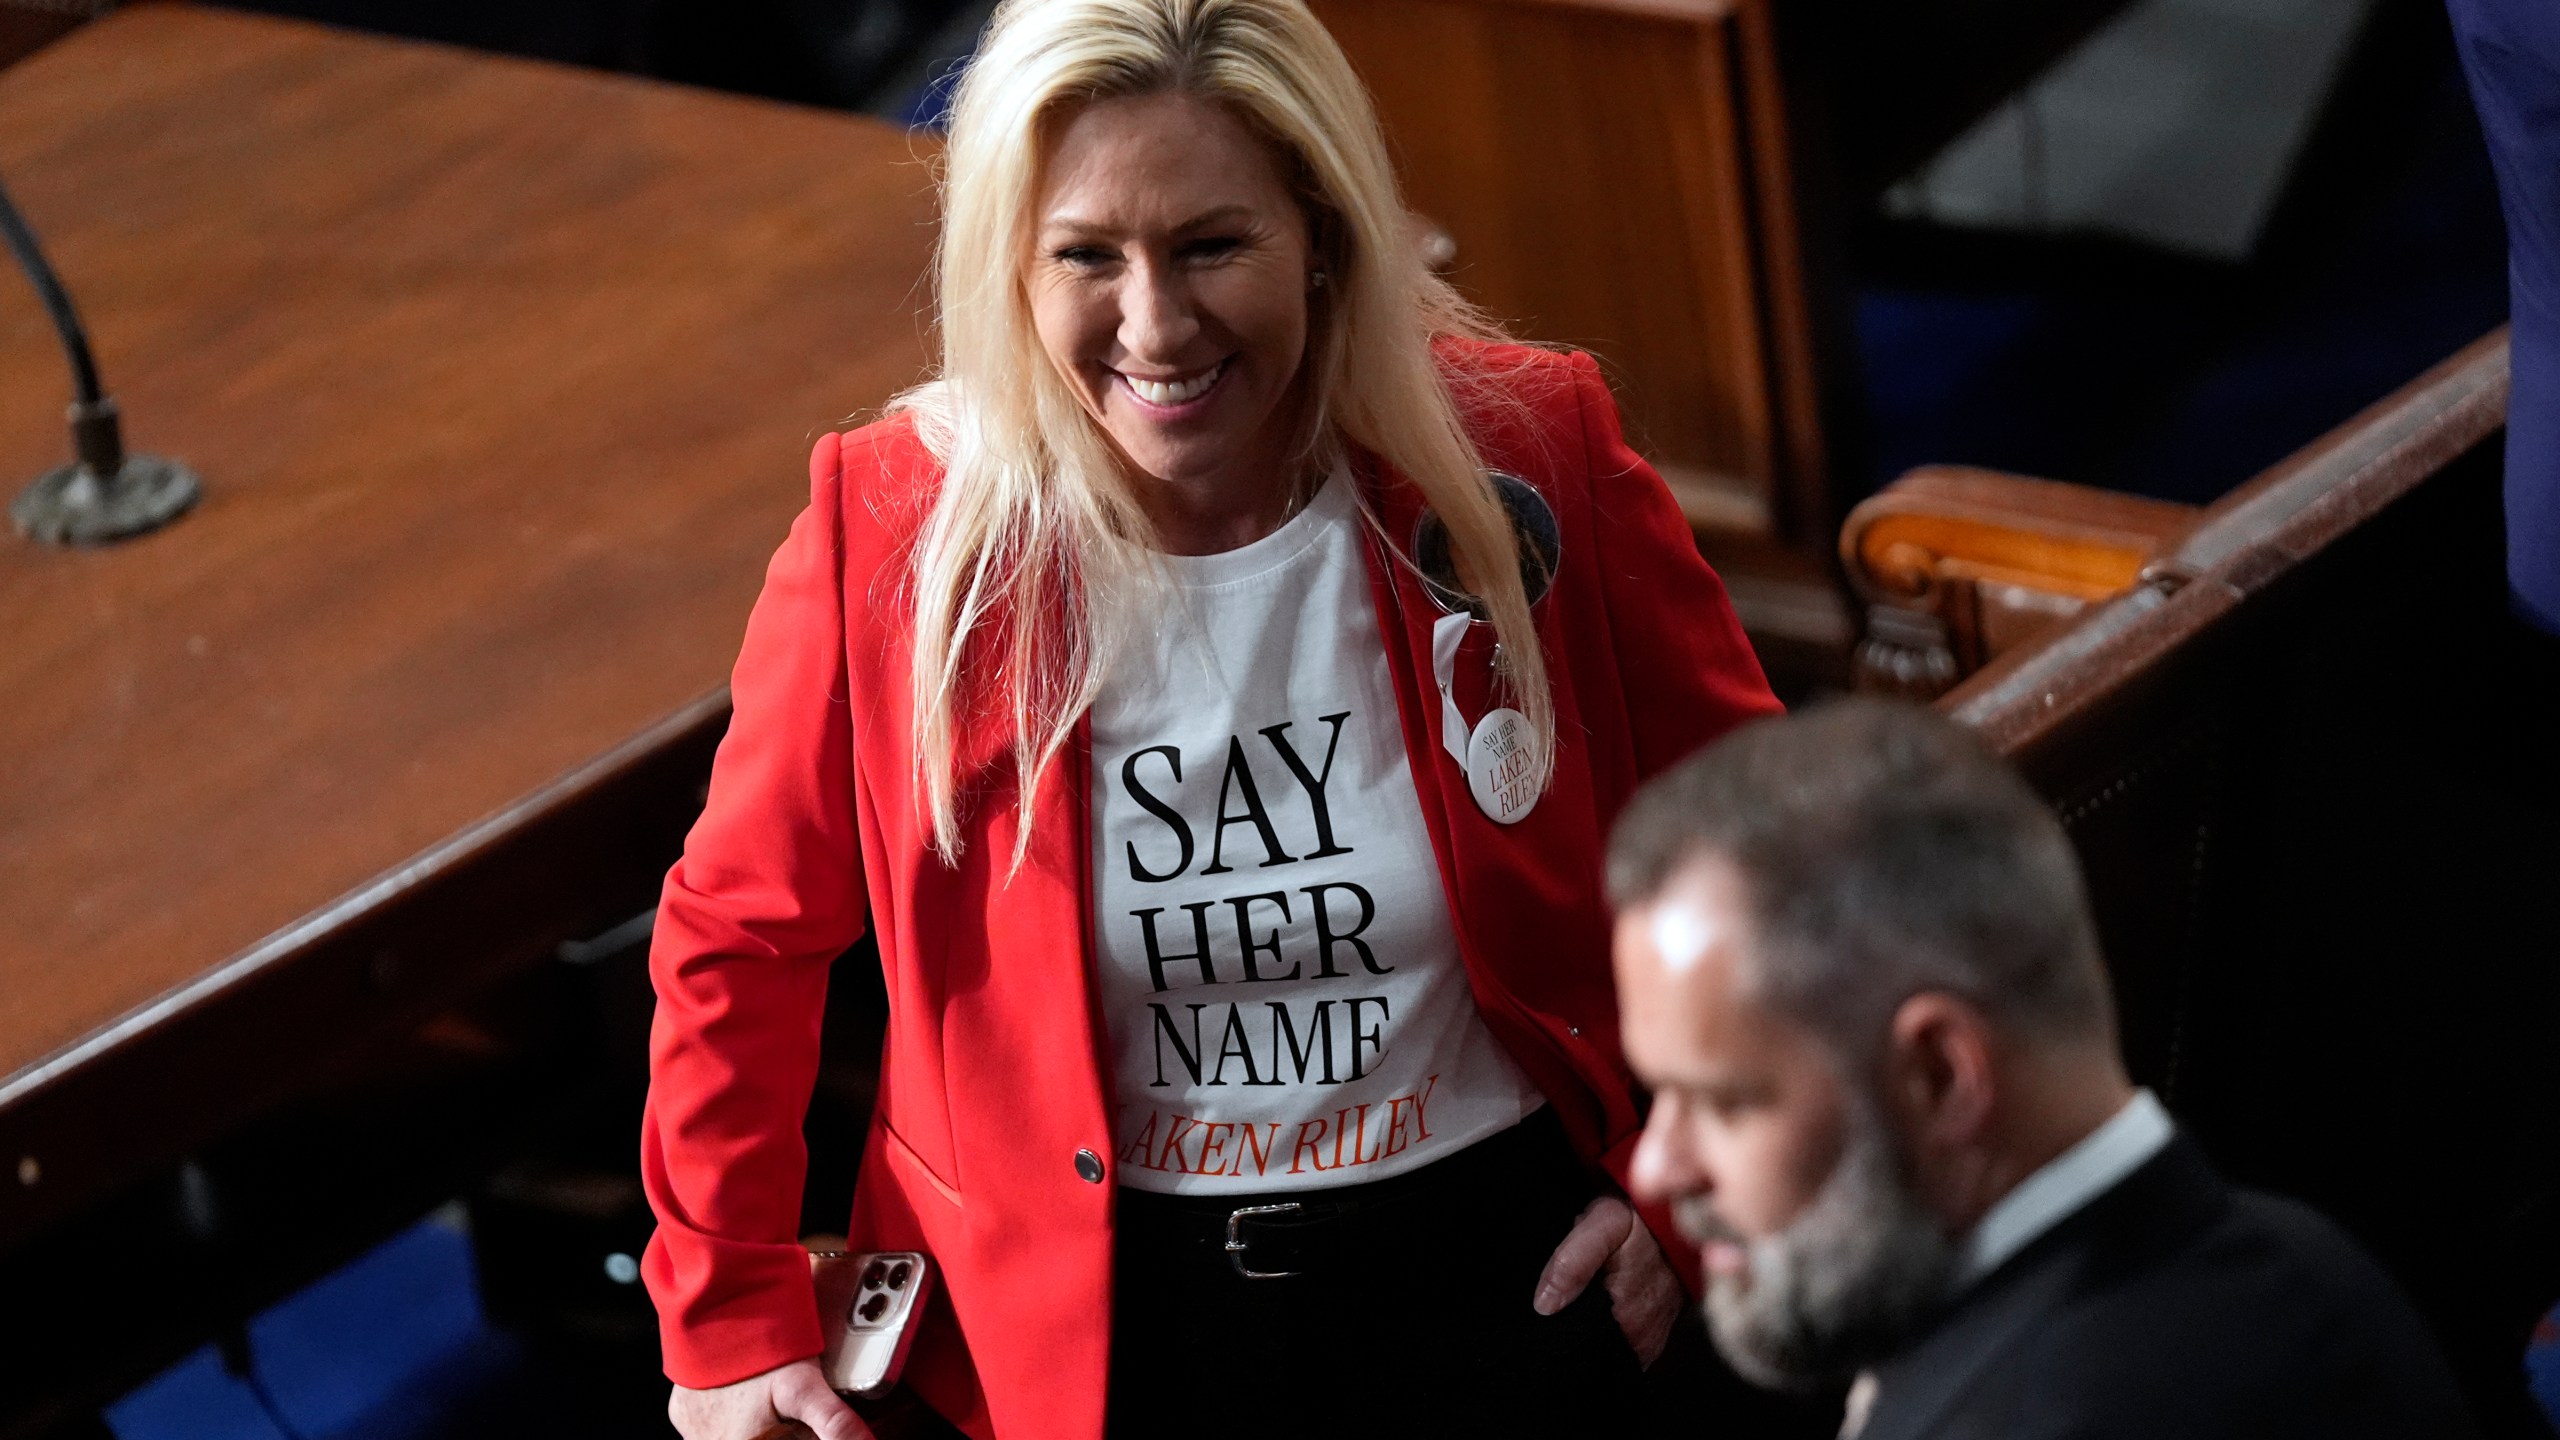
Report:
1955,1088,2175,1288
1841,1091,2175,1439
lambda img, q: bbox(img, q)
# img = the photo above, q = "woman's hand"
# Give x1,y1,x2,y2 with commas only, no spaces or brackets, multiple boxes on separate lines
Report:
1534,1195,1684,1367
668,1359,873,1440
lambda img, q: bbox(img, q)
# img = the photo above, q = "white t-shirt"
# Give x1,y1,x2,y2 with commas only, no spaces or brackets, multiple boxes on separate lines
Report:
1089,467,1544,1196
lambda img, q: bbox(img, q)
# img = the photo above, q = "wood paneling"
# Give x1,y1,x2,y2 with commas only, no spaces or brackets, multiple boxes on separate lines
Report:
0,5,936,1245
1309,0,1812,538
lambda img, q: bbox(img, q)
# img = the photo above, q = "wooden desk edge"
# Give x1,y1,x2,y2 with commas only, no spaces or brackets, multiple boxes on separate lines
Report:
0,687,730,1114
0,689,733,1246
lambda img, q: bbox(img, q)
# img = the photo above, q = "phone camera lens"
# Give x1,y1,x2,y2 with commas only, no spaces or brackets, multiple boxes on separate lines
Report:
887,1261,912,1290
861,1259,887,1290
859,1292,891,1323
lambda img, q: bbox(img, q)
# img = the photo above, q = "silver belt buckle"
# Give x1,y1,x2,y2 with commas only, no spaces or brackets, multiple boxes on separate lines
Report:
1224,1202,1305,1279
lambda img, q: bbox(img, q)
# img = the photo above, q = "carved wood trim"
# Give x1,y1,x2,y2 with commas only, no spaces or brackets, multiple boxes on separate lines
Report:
1838,465,2196,695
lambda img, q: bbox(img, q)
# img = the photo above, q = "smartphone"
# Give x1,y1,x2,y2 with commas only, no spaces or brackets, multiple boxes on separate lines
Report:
810,1250,933,1397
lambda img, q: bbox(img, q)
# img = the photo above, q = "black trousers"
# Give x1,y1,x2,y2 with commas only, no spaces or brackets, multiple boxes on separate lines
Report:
1105,1109,1645,1439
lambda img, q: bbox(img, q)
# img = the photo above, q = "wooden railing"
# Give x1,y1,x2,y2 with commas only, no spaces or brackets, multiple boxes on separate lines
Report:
1841,467,2198,696
1841,329,2512,708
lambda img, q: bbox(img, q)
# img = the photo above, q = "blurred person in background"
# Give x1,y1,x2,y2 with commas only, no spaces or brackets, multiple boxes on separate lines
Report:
1608,700,2476,1440
2446,0,2560,643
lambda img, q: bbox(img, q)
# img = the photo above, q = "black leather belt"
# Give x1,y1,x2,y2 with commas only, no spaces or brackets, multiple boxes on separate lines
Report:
1115,1106,1573,1281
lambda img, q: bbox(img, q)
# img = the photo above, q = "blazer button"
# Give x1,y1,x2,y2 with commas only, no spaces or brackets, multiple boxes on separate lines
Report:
1074,1148,1106,1184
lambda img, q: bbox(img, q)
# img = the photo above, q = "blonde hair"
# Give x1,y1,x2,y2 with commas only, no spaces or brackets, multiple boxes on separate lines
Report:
895,0,1554,863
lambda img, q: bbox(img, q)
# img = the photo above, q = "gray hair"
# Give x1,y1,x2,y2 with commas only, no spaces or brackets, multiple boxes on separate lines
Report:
1608,699,2113,1058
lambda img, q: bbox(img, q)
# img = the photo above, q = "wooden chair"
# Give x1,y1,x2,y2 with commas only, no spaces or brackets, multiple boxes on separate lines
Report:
1863,330,2560,1431
1839,466,2199,697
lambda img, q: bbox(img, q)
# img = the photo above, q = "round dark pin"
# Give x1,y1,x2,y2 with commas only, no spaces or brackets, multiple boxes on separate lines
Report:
1412,470,1561,619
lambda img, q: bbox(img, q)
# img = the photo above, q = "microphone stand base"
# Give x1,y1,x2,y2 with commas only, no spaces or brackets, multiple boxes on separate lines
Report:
12,454,199,545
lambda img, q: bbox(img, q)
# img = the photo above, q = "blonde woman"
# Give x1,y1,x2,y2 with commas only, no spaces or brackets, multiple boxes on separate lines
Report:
641,2,1780,1437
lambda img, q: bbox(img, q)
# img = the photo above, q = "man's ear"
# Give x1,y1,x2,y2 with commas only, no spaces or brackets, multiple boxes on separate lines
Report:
1881,992,1999,1160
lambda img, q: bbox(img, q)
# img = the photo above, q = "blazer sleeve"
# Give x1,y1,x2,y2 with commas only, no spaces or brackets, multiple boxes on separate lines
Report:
640,436,867,1390
1566,352,1782,1273
1567,350,1782,783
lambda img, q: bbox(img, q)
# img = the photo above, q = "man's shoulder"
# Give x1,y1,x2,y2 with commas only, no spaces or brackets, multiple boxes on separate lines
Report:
1926,1164,2473,1439
2211,1186,2412,1306
2071,1178,2439,1359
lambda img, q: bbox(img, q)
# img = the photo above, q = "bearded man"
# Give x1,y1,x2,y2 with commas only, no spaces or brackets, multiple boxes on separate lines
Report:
1604,700,2477,1440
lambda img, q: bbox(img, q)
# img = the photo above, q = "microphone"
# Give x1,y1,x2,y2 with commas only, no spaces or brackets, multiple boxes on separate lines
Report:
2,174,197,545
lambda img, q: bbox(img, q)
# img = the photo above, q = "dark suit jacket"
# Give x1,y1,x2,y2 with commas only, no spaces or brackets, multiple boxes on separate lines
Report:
1857,1135,2477,1440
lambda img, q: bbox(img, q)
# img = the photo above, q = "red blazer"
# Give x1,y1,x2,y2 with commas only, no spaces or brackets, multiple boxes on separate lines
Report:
640,341,1779,1440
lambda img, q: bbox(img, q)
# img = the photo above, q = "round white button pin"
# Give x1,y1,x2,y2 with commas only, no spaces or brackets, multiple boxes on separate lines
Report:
1465,707,1541,825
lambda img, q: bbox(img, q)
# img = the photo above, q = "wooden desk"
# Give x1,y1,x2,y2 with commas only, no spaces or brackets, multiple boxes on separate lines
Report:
0,5,935,1252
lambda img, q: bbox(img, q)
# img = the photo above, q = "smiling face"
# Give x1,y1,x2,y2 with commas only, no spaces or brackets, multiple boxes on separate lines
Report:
1026,91,1318,541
